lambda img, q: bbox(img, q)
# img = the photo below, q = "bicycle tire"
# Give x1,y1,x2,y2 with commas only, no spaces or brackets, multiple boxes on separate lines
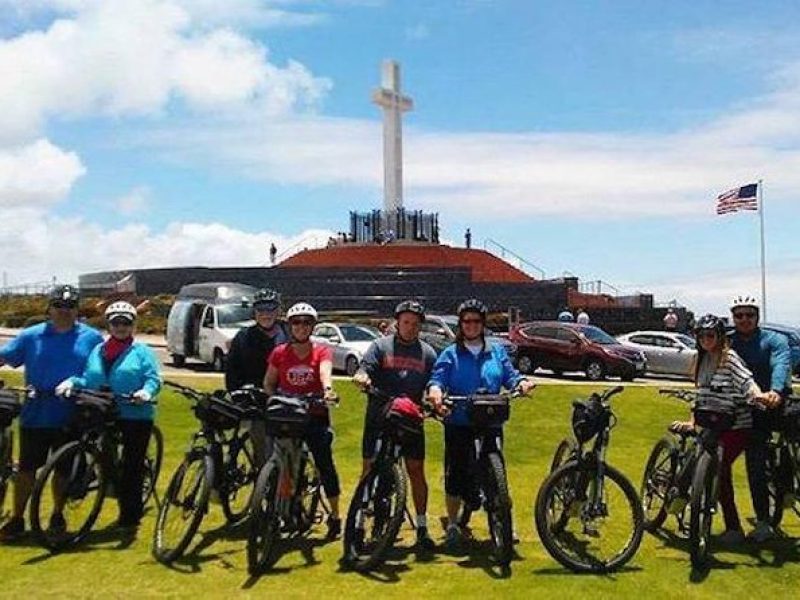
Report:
535,462,644,573
30,441,107,551
689,451,716,569
766,440,785,528
486,452,513,567
247,459,281,575
0,430,12,521
152,453,213,564
297,455,323,533
640,437,678,531
142,425,164,507
550,438,576,474
342,461,407,572
220,432,258,524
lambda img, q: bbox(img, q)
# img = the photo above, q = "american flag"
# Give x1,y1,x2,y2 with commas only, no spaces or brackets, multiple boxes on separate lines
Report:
716,183,758,215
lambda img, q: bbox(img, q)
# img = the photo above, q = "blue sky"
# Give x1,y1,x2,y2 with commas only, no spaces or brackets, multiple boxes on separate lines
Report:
0,0,798,323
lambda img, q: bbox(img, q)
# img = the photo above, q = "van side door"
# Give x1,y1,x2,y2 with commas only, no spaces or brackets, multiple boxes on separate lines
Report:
198,305,216,363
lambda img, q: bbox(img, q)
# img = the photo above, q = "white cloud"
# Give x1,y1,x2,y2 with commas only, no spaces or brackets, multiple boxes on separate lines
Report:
0,139,85,207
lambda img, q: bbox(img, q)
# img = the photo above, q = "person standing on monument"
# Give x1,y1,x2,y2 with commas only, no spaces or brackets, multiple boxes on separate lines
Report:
269,243,277,265
465,228,472,249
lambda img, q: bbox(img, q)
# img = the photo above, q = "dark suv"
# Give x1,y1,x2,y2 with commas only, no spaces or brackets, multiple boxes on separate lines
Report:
508,321,646,381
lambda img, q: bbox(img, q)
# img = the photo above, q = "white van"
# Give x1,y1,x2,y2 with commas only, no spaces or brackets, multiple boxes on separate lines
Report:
166,282,258,370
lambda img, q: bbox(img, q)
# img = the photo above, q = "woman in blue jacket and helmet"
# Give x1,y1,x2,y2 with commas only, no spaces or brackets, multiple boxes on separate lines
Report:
57,301,161,532
427,298,534,549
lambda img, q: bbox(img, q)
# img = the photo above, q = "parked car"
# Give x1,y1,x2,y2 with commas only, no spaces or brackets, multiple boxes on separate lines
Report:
311,322,381,376
166,282,257,371
616,330,697,378
416,314,518,360
508,321,646,381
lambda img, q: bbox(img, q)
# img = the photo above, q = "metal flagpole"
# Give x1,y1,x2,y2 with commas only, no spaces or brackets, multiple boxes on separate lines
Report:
758,179,766,320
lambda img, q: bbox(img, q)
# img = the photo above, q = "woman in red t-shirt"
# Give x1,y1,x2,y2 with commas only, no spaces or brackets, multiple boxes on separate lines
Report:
264,302,342,539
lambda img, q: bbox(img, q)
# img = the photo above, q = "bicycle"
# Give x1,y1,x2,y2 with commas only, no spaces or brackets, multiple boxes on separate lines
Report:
247,393,335,575
0,381,28,523
442,389,525,568
342,387,437,572
764,395,800,529
535,385,644,573
28,388,163,551
640,388,701,535
153,381,262,564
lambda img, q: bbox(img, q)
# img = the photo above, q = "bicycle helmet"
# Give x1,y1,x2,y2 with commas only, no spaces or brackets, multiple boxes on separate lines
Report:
48,284,80,306
457,298,488,320
730,295,760,313
694,314,725,339
104,301,137,322
394,299,426,322
286,302,318,322
253,288,280,311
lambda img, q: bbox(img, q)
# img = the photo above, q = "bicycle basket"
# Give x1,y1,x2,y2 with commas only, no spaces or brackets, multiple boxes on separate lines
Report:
383,396,424,436
692,398,736,432
467,397,510,428
571,397,605,443
195,392,246,430
228,387,269,420
0,392,21,428
69,395,118,432
264,395,309,438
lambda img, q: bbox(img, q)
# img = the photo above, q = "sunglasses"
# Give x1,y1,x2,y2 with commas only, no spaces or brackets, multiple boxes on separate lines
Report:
51,301,78,309
460,318,483,325
290,319,315,327
733,311,757,320
696,331,718,340
254,306,278,314
109,319,133,326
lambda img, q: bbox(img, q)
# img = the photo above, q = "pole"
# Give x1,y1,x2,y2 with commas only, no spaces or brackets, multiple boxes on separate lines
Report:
758,179,767,320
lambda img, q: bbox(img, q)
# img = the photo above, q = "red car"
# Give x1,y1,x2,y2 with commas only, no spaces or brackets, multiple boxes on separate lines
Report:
508,321,647,381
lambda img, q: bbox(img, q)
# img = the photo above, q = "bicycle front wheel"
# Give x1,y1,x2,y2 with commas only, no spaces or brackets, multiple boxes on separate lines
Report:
152,453,213,564
221,432,258,524
535,462,644,573
342,461,407,572
30,441,106,551
247,459,281,575
142,425,164,507
485,452,513,567
550,438,576,474
640,437,678,531
297,455,324,533
689,451,717,569
0,430,13,521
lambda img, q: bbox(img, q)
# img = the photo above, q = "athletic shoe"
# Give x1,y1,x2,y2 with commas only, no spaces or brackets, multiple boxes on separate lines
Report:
718,529,745,545
0,517,25,542
748,521,775,543
326,516,341,540
416,527,436,551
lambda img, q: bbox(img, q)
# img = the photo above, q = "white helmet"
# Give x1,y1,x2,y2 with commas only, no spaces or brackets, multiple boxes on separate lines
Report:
730,295,760,312
105,301,137,322
286,302,318,322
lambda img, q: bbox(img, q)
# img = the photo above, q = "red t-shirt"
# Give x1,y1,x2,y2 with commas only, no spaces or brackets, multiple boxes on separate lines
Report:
268,342,332,396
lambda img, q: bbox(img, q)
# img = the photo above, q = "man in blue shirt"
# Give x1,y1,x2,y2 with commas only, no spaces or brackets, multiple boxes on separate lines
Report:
728,295,792,542
0,285,103,541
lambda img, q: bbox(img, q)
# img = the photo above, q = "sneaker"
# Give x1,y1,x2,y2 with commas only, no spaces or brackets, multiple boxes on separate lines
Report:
48,513,67,536
416,527,436,551
718,529,745,545
0,517,25,542
445,524,462,551
748,521,775,543
326,516,341,540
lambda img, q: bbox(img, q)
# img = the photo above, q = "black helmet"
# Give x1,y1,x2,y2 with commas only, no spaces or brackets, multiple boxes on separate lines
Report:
457,298,488,320
694,314,726,339
252,288,280,311
48,284,80,307
394,299,425,322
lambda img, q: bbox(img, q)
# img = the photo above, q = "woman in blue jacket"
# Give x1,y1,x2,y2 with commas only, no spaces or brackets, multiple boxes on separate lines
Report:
427,299,534,549
57,301,161,531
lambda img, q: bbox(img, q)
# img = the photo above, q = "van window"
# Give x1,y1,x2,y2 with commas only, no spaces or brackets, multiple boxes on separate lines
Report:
201,307,215,328
216,304,254,328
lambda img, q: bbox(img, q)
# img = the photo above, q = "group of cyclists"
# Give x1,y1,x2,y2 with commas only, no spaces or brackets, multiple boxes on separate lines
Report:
0,284,795,564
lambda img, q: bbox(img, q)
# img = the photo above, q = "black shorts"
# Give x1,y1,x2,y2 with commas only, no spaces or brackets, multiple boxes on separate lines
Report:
19,427,72,473
361,402,425,461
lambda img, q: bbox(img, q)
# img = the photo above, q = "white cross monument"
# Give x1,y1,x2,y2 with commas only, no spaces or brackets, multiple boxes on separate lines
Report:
372,60,413,220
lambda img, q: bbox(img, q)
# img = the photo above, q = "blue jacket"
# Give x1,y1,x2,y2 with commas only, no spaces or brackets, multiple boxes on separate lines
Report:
0,322,104,428
729,328,792,395
69,341,161,421
428,340,523,427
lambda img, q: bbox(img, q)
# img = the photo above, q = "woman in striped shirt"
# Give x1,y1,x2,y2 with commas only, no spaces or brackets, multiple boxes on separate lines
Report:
673,314,767,544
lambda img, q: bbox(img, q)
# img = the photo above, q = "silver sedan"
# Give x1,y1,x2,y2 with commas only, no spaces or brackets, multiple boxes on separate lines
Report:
616,330,697,379
311,322,380,376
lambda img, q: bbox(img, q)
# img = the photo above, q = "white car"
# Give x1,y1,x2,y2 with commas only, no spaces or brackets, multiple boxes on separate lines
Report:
616,330,697,378
311,322,380,376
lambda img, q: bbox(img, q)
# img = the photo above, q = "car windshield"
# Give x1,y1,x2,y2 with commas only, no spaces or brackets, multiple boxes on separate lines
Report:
677,334,696,348
579,326,618,345
339,324,379,342
216,304,254,328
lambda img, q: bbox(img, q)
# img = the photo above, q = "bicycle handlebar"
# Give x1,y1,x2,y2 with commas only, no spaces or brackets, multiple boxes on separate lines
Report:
68,388,158,406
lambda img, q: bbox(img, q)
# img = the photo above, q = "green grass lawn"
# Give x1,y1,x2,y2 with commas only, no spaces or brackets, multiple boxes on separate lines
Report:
2,371,799,599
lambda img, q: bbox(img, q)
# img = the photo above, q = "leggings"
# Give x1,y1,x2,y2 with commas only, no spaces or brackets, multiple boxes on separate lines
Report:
304,421,340,498
717,429,749,532
117,419,154,525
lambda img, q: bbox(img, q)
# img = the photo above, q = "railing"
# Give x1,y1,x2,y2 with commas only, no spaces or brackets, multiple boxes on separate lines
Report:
273,236,324,264
0,280,69,297
578,279,620,296
482,238,546,279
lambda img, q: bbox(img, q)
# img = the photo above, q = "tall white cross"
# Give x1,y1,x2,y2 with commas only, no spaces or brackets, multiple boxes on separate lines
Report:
372,60,413,214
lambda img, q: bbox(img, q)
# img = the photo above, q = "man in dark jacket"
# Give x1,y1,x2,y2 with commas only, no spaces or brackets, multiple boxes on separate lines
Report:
225,288,288,465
